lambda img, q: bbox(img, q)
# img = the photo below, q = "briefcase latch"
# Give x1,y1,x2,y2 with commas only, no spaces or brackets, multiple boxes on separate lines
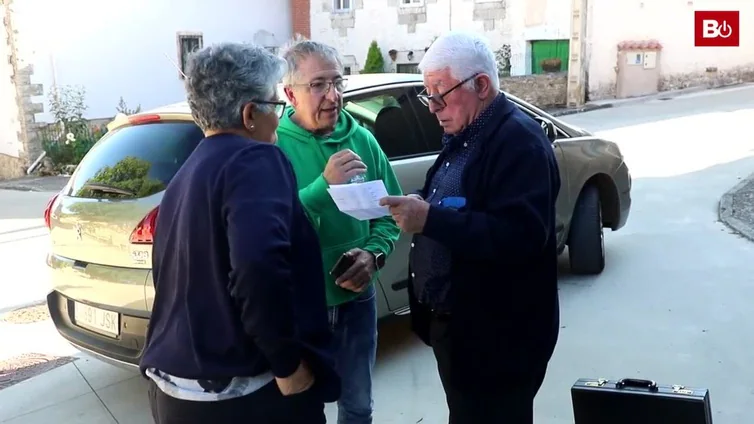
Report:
584,378,608,387
672,384,694,395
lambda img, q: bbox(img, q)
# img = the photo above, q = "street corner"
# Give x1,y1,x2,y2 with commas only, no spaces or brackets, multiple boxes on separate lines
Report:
719,172,754,242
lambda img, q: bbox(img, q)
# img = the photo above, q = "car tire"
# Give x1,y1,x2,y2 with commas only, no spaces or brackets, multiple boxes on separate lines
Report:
568,184,605,275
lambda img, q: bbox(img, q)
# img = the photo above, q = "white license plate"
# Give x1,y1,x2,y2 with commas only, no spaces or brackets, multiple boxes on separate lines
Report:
73,302,120,337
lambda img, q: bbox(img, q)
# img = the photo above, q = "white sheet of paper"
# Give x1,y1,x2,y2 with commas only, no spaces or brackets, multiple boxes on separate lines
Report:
327,180,391,221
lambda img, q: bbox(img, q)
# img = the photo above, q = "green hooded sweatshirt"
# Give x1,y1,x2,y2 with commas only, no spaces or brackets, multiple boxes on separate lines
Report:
276,108,403,306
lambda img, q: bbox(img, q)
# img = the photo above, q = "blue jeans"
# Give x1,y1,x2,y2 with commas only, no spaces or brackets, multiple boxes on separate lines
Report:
328,284,378,424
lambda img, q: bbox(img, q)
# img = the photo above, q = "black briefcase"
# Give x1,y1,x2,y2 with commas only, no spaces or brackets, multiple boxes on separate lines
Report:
571,377,713,424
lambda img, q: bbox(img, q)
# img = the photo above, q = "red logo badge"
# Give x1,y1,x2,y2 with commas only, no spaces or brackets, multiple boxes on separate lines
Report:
694,11,739,47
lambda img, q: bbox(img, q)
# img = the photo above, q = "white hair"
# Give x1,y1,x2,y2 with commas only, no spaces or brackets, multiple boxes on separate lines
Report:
418,31,500,92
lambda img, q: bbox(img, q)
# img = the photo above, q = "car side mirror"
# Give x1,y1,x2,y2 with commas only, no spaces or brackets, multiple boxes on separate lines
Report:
536,117,557,143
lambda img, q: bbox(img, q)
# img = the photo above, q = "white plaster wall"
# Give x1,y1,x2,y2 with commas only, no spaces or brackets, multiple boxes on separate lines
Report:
0,24,21,158
507,0,571,75
12,0,292,121
587,0,754,94
311,0,570,77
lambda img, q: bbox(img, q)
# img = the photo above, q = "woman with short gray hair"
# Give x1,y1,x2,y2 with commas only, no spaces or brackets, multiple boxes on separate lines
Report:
140,42,339,424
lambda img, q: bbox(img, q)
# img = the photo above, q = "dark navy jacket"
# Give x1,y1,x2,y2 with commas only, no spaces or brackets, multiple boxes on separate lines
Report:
140,134,339,402
408,94,561,391
410,94,505,312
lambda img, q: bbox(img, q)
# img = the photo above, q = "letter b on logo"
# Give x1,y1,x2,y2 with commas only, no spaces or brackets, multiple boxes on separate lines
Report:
695,11,739,47
702,20,719,38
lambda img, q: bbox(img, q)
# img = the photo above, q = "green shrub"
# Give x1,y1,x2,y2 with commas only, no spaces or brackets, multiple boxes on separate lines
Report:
40,123,107,168
362,40,385,74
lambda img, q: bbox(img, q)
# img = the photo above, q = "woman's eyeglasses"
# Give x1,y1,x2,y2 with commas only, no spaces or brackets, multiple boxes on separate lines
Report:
253,100,287,118
243,100,287,119
417,72,481,109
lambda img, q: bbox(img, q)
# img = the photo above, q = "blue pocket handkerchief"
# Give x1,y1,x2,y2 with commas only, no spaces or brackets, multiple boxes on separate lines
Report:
439,196,466,210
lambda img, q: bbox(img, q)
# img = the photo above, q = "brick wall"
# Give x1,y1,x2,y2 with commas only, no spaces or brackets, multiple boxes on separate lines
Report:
500,72,568,109
291,0,311,39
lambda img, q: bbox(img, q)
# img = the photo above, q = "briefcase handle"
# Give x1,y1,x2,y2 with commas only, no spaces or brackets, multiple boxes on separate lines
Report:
616,378,658,391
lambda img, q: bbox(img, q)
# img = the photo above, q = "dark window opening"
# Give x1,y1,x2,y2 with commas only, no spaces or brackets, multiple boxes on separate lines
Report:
178,34,203,78
396,63,420,74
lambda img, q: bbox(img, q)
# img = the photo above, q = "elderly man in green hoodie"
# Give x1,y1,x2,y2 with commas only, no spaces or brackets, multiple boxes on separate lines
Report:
276,39,402,424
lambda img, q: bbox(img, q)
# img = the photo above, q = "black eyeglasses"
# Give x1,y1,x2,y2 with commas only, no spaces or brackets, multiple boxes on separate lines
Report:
417,72,481,109
241,99,287,119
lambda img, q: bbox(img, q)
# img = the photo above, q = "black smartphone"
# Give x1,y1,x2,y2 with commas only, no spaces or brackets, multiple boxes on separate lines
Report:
329,253,356,279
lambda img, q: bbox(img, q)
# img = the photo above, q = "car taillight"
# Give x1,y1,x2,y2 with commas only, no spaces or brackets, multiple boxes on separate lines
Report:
130,207,159,244
43,193,60,229
128,114,161,125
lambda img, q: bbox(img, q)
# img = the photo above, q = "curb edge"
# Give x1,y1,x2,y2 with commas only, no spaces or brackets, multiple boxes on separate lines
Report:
718,173,754,242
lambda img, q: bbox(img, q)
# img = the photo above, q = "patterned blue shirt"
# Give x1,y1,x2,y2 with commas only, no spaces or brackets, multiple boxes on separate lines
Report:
410,94,506,312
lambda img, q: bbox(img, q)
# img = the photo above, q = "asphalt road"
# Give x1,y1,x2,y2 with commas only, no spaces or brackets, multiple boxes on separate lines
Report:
546,84,754,423
1,84,754,422
0,190,55,314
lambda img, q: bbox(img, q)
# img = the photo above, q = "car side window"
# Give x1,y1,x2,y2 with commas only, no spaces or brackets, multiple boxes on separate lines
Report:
343,88,429,160
512,101,569,140
404,86,445,154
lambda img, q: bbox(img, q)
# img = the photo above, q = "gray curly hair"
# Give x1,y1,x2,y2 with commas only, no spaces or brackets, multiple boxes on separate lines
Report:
184,42,287,131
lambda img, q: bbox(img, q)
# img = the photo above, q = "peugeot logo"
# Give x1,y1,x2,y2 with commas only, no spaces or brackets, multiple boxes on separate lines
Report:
74,224,83,241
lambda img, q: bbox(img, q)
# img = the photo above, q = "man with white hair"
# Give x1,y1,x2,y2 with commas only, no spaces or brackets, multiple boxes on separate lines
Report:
380,31,561,423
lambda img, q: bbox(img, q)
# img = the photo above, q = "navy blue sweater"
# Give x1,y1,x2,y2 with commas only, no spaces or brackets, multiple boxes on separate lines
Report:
407,94,561,390
140,134,335,396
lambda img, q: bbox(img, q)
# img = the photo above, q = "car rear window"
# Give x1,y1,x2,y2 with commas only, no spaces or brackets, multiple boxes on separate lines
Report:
69,122,204,199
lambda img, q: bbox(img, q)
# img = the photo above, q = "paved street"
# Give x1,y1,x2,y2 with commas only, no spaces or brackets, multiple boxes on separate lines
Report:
1,84,754,423
0,191,55,314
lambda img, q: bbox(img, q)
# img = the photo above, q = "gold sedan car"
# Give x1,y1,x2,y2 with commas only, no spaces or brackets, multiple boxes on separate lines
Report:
44,74,631,369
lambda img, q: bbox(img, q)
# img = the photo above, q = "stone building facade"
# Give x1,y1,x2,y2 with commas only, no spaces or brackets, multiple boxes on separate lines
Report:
1,0,44,180
299,0,753,106
296,0,574,108
2,0,296,179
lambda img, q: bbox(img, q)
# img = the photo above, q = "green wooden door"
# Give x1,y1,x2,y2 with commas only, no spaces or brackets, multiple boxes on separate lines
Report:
531,39,570,74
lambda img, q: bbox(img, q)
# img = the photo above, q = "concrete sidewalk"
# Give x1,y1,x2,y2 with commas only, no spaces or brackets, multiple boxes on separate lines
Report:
0,356,146,424
547,82,754,116
0,315,444,424
0,312,147,424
